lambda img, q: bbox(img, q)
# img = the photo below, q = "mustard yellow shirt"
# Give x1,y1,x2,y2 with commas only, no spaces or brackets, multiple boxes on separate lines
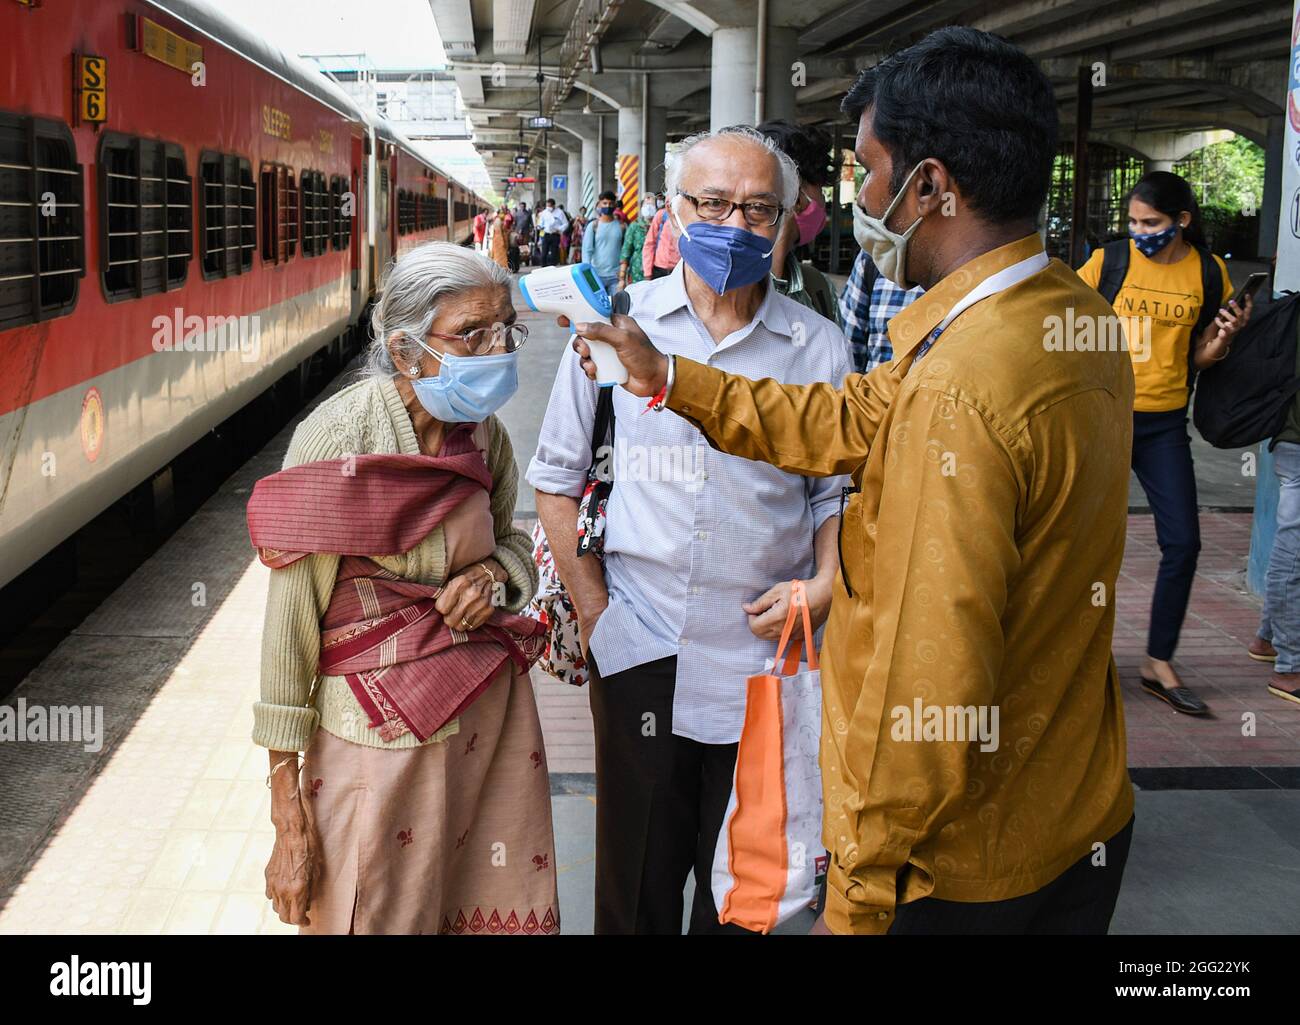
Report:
667,235,1136,934
1078,239,1232,412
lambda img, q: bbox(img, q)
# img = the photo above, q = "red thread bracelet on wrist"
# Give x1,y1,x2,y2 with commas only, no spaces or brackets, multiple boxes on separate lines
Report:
642,384,667,414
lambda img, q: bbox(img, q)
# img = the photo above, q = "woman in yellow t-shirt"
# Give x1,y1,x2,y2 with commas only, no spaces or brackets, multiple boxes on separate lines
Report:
1078,171,1252,716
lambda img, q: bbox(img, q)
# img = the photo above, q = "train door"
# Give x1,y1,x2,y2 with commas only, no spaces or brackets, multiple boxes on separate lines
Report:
350,134,362,293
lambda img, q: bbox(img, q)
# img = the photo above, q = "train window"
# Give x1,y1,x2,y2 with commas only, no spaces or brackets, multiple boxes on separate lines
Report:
378,166,389,231
239,159,255,271
301,170,328,257
329,175,350,250
0,112,84,330
259,163,298,264
199,152,252,279
100,134,191,302
433,194,447,228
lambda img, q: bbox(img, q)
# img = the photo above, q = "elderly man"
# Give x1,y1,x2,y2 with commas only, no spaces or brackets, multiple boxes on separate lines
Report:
528,125,852,935
567,28,1136,936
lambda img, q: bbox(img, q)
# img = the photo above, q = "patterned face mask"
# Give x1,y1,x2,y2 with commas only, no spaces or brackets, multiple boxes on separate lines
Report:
1130,223,1180,257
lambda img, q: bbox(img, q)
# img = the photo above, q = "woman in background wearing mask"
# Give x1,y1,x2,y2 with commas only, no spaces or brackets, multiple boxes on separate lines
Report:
757,119,839,323
618,194,657,290
249,242,558,934
1078,171,1252,716
584,191,625,292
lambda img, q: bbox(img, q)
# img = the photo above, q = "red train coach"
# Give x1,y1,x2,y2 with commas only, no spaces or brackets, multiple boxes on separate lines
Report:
0,0,492,591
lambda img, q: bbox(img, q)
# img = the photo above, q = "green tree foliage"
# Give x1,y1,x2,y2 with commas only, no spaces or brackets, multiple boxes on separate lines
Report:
1175,135,1265,218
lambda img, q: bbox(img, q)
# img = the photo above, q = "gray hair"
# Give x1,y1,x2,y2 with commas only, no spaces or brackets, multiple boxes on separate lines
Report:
664,125,801,213
365,241,511,377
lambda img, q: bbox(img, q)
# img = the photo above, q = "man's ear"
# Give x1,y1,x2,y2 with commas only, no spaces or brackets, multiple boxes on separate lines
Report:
914,159,955,217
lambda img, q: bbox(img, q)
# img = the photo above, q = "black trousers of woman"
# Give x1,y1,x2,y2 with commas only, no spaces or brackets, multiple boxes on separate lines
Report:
1131,406,1202,661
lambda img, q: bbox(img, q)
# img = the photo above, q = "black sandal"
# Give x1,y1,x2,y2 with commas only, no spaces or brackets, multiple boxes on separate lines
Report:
1140,675,1210,716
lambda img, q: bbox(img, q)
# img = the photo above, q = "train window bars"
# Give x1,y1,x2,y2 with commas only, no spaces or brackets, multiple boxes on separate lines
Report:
329,175,351,251
200,152,253,279
100,134,192,302
0,112,84,330
259,164,299,265
301,170,328,257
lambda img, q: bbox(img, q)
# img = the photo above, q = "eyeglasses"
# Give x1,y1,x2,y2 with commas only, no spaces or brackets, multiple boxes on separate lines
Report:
677,191,784,228
428,321,529,356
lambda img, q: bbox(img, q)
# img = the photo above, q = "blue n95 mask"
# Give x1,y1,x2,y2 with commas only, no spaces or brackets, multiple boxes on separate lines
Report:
672,210,776,295
409,339,519,423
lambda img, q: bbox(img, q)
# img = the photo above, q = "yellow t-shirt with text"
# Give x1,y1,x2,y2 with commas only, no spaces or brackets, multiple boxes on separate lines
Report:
1078,240,1232,412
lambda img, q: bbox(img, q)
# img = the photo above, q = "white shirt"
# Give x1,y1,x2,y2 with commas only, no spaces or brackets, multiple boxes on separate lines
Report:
537,207,569,234
526,261,852,743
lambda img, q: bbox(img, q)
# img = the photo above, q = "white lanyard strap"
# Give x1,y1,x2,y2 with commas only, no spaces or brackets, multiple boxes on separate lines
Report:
932,250,1050,338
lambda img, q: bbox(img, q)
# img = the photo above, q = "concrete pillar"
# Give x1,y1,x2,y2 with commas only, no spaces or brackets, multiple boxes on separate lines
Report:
1261,117,1284,262
617,104,644,218
762,26,798,123
580,135,598,216
566,149,582,215
645,103,668,193
603,117,619,196
1146,159,1175,172
711,26,757,130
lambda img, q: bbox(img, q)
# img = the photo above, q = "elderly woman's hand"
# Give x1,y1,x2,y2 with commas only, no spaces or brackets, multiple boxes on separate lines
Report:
436,560,502,631
265,752,319,926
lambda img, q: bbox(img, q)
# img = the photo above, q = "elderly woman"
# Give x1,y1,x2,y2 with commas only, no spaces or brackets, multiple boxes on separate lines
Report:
248,241,558,935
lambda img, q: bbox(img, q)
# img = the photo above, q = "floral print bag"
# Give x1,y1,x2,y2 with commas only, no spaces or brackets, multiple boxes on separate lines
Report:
527,388,615,687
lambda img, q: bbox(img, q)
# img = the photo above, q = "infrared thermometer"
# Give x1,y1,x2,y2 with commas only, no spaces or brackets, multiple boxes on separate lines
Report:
518,263,629,386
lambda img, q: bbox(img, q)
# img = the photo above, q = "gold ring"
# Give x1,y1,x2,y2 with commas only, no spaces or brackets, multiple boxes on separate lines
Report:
461,616,472,629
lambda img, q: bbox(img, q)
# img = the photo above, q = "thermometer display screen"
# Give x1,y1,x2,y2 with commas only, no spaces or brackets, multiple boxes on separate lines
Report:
581,267,602,293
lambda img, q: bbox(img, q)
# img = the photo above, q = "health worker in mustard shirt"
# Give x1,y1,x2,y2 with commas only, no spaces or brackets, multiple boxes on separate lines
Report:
563,28,1136,935
1079,172,1252,716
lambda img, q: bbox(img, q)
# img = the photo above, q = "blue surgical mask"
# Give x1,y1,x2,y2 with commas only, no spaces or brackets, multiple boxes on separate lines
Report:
408,339,519,423
1131,223,1180,257
672,209,776,295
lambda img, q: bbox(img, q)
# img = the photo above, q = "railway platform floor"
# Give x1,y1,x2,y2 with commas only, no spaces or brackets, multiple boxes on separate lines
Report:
0,280,1297,934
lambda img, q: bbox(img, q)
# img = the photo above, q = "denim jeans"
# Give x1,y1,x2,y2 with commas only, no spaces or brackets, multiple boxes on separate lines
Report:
1260,441,1300,672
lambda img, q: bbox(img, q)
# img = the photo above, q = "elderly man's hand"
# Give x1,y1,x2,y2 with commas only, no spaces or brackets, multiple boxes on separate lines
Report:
563,312,669,398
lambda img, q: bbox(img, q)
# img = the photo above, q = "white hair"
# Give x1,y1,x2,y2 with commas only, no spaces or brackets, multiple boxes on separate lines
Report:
365,241,511,378
664,125,801,214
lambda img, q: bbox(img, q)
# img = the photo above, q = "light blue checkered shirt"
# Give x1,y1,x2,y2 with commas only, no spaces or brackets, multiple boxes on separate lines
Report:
526,262,852,744
839,249,926,373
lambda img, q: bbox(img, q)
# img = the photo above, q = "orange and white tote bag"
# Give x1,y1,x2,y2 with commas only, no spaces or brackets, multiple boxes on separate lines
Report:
712,580,826,933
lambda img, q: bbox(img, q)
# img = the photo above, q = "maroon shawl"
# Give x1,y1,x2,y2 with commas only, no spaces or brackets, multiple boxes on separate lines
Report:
247,426,544,742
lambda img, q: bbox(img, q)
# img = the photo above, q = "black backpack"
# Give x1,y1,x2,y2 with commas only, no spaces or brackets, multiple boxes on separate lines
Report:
1192,290,1300,450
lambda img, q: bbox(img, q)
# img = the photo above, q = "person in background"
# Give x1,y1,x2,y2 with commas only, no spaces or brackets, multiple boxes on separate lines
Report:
537,197,568,267
1253,338,1300,706
559,205,571,264
757,118,841,324
529,125,850,935
487,206,512,272
252,242,556,935
1078,171,1251,716
584,190,625,292
570,27,1138,936
643,192,681,280
839,248,925,373
472,208,487,252
618,193,655,290
570,205,587,264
